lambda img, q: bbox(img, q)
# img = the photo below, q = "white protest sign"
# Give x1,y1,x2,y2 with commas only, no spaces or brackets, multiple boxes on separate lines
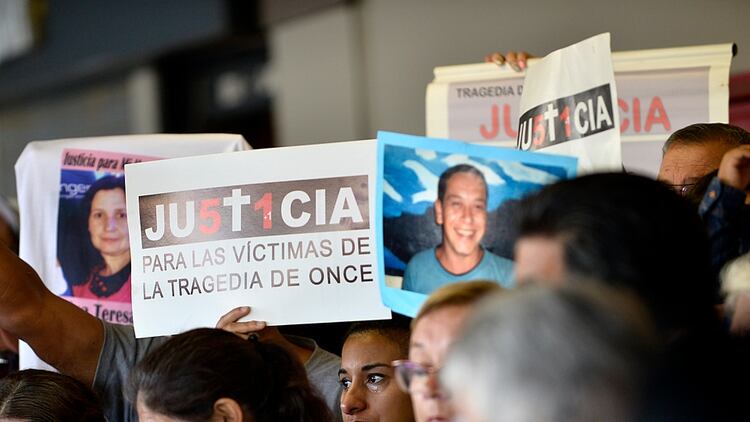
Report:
516,33,620,172
427,43,734,176
126,140,390,338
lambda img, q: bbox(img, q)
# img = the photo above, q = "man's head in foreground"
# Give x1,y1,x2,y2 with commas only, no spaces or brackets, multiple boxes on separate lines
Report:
513,172,716,334
443,284,657,422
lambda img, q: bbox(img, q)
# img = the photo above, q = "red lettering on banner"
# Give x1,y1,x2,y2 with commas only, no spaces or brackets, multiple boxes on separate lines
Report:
645,96,671,132
480,104,517,140
618,96,670,134
198,198,221,234
503,104,518,138
633,98,642,132
479,95,673,140
255,192,273,230
532,114,546,147
560,106,571,138
480,105,500,139
618,99,629,132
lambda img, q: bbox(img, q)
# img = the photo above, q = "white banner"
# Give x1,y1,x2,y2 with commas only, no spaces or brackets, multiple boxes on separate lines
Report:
427,42,734,176
125,140,390,338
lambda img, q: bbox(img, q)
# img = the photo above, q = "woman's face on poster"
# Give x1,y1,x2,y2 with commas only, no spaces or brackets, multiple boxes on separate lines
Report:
89,188,130,258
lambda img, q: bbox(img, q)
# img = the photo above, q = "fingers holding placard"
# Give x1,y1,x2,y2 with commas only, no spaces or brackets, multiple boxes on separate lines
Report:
484,51,533,71
215,306,267,340
719,145,750,192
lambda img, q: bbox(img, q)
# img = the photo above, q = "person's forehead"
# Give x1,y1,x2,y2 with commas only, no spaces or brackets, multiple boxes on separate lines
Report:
663,142,731,168
411,306,472,353
93,188,126,201
659,141,732,183
343,332,401,366
444,172,486,195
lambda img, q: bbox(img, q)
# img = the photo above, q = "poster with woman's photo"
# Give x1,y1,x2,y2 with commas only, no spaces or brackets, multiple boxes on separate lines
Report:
376,131,578,317
57,148,157,324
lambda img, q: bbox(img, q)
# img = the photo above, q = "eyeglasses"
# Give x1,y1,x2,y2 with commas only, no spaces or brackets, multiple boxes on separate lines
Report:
669,182,697,196
391,360,440,394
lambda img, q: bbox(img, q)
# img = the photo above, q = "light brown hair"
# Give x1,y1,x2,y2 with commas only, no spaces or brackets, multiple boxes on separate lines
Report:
412,280,502,329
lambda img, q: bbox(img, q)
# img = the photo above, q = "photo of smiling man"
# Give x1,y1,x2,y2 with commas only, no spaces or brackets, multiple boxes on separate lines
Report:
402,164,514,294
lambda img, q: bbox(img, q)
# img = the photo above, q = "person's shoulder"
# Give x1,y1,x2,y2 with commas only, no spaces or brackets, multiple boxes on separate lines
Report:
286,335,341,371
101,320,133,344
310,345,341,372
406,247,438,267
296,339,343,422
481,249,514,286
403,248,443,292
95,322,162,422
100,322,167,362
403,248,438,285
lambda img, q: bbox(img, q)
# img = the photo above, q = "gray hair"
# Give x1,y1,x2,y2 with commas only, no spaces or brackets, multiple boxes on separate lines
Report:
442,283,656,422
662,123,750,155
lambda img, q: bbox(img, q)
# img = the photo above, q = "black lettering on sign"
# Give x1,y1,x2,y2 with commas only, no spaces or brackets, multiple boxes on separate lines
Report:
139,175,369,248
456,85,516,99
516,84,615,151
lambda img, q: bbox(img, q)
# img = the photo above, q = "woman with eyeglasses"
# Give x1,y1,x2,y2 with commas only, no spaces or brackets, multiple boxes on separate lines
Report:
392,281,502,422
338,319,414,422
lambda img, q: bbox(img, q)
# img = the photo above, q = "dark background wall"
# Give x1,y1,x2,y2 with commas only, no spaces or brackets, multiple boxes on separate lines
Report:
0,0,272,197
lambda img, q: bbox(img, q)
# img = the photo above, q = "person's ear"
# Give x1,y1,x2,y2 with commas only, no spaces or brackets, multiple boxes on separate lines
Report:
434,199,444,225
212,398,245,422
